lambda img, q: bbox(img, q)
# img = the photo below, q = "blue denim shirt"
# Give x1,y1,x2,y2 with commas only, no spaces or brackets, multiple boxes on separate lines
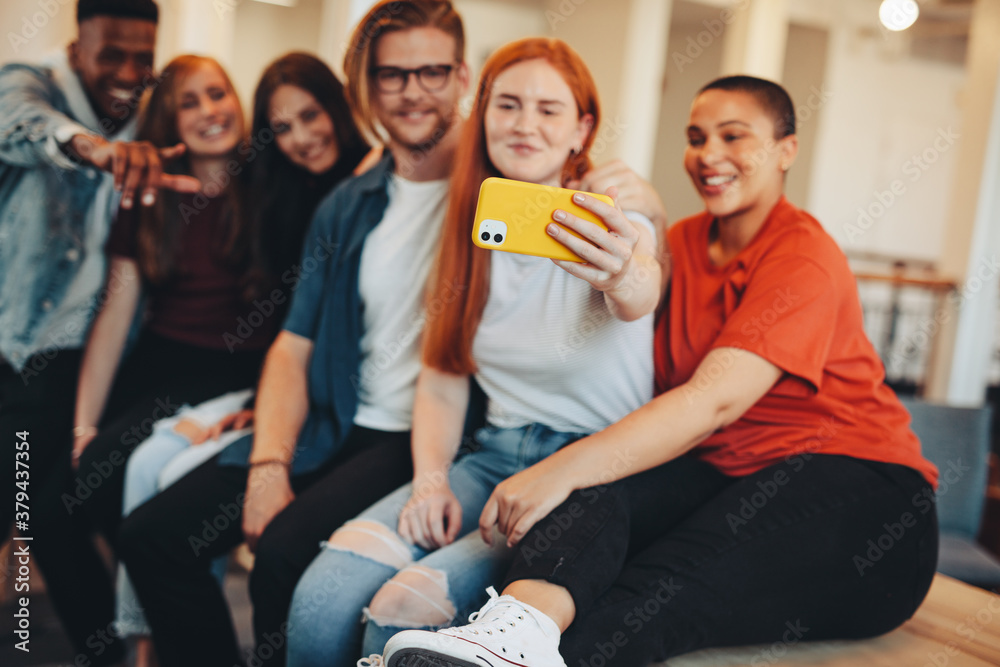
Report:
218,156,394,474
0,54,135,373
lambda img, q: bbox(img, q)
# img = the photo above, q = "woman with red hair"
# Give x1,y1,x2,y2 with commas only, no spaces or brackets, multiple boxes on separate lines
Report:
284,37,662,666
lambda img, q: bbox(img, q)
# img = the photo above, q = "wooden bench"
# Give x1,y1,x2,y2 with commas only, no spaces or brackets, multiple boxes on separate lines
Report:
661,574,1000,666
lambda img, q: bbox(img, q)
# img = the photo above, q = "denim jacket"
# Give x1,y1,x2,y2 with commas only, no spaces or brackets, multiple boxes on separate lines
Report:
217,156,485,475
0,53,135,372
218,156,394,474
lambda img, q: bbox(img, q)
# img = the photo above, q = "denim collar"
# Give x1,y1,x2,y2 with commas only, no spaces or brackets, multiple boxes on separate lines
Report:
354,152,395,193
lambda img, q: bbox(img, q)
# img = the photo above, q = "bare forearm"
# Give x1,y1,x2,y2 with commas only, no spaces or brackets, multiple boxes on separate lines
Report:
547,386,718,492
604,252,662,321
541,347,782,491
411,367,469,481
251,335,312,463
74,259,140,428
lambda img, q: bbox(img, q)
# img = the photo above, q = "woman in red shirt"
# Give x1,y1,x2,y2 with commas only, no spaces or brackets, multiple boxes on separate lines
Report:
380,76,939,667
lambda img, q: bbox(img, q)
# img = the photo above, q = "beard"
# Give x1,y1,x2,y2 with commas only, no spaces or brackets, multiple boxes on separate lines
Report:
387,105,457,156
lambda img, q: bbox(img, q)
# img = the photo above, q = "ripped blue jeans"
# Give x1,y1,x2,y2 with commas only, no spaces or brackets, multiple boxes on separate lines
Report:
284,423,585,667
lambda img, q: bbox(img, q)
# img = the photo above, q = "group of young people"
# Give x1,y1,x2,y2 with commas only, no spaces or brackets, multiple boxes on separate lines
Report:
0,1,940,666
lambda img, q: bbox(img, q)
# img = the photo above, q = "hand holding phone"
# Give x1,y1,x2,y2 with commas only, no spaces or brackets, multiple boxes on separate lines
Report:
471,177,614,262
473,177,661,321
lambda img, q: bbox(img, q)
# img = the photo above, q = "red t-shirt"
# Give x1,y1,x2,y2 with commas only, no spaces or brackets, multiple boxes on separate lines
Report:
655,197,938,488
107,193,276,351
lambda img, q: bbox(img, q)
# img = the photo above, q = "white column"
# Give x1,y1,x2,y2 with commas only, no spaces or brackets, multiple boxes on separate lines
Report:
926,0,1000,406
615,0,673,179
543,0,672,176
720,0,790,81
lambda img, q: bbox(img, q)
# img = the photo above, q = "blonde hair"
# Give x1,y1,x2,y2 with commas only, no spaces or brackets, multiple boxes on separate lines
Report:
343,0,464,141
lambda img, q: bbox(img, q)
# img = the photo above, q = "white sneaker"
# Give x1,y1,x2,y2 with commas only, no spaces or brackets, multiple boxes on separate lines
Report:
381,587,566,667
358,656,385,666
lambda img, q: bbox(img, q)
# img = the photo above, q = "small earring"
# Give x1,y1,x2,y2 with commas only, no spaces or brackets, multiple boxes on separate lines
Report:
570,145,582,156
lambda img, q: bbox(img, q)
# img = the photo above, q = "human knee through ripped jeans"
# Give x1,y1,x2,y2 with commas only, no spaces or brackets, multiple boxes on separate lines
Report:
284,423,585,667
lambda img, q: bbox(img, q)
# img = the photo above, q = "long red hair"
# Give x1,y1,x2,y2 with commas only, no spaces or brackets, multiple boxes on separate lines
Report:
422,37,601,374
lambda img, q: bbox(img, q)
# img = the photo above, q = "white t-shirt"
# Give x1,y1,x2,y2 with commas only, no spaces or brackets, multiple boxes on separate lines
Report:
353,174,448,431
472,212,656,434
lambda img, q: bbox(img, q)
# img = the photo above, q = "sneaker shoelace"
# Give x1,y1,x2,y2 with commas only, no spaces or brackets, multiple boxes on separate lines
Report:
358,655,384,667
447,586,556,660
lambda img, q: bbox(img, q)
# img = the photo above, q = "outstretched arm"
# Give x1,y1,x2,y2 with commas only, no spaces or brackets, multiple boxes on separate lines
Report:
572,159,671,298
572,159,668,236
67,135,201,209
480,347,782,546
548,187,661,322
0,65,200,208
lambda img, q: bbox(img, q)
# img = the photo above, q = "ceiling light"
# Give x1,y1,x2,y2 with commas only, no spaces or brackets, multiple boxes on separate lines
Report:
879,0,920,32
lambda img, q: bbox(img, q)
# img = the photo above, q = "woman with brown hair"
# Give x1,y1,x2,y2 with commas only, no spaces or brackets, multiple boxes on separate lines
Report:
72,55,271,551
107,51,372,665
116,3,472,665
284,36,662,666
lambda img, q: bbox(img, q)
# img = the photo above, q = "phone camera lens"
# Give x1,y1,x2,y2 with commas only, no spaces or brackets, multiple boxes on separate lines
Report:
494,233,503,243
481,231,490,241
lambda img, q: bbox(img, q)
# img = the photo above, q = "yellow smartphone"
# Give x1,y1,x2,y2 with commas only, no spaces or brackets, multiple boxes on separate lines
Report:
472,177,614,263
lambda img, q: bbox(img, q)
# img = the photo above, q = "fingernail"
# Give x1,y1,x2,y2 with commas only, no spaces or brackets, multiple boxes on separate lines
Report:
573,193,585,203
553,209,566,221
142,192,155,206
547,224,559,236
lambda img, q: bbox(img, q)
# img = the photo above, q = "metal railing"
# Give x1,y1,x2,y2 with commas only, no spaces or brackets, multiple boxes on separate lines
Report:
852,258,957,394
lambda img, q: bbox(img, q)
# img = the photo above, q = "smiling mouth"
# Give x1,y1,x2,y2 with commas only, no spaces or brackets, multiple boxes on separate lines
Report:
200,123,231,139
398,109,432,120
702,174,736,187
108,87,133,101
300,146,328,161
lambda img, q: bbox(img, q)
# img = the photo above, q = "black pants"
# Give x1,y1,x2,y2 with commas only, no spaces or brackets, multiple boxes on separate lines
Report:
76,332,264,547
504,454,939,666
117,425,414,667
1,350,126,666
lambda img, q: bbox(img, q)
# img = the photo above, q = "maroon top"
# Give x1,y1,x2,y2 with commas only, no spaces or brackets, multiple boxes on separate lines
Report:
107,193,276,351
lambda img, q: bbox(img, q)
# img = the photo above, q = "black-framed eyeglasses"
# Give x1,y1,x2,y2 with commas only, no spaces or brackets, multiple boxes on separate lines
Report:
370,64,456,93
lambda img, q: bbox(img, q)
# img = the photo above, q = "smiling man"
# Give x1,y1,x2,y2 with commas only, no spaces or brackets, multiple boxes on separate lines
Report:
115,2,471,666
0,2,198,666
70,4,156,134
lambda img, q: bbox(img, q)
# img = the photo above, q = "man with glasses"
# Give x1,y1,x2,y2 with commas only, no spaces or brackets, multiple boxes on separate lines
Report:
372,63,456,92
116,2,470,665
